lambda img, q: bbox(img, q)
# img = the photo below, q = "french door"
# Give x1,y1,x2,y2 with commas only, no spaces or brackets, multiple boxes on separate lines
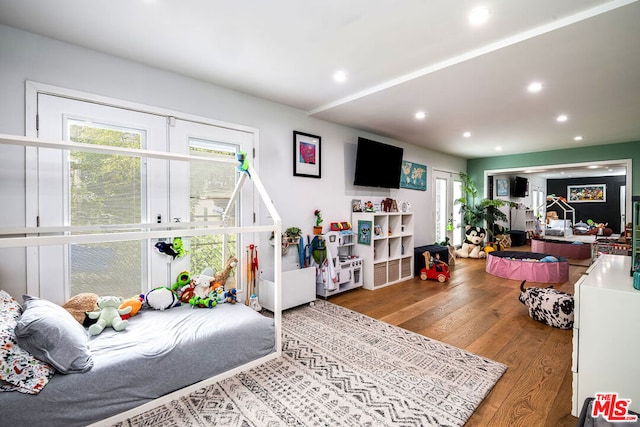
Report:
433,170,463,247
30,90,253,303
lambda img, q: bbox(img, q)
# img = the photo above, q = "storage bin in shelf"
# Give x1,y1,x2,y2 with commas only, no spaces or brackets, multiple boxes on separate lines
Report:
401,257,412,279
373,262,387,287
388,259,400,283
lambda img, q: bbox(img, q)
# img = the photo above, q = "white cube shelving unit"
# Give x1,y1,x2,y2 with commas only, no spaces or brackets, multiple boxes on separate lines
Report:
352,211,414,290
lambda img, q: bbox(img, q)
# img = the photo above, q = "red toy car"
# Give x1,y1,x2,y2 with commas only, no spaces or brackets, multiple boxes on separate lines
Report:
419,251,450,282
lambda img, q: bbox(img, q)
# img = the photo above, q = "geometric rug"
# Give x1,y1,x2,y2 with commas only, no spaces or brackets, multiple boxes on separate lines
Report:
115,300,506,426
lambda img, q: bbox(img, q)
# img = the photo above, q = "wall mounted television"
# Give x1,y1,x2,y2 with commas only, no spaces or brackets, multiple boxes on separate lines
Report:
353,137,404,189
512,176,528,197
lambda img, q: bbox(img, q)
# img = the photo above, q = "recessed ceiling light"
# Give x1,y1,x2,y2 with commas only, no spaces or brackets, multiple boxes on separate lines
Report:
463,131,471,138
415,111,427,120
527,81,543,93
587,165,600,169
574,135,583,141
468,7,490,26
495,146,502,151
333,70,347,82
556,114,568,122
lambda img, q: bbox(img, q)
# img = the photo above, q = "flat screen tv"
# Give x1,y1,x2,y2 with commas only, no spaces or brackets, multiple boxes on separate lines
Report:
512,176,528,197
354,137,404,189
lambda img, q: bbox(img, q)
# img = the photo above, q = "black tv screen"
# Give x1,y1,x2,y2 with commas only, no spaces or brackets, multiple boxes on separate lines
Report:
354,137,404,188
512,176,528,197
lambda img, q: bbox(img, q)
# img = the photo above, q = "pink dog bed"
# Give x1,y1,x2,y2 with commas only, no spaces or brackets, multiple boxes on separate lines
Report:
486,251,569,283
531,238,591,259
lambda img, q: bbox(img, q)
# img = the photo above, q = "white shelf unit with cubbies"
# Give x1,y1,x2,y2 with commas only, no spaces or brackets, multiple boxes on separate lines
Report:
352,211,414,290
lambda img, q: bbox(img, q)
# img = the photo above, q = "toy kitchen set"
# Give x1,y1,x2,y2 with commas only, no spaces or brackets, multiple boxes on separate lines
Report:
316,224,363,298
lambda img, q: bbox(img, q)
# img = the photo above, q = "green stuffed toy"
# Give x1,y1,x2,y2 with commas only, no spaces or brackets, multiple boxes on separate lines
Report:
86,296,132,335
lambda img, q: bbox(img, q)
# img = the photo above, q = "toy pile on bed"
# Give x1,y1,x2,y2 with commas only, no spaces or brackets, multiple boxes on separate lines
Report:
0,256,243,395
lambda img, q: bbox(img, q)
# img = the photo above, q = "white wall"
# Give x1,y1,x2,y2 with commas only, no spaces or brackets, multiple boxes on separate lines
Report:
0,24,466,297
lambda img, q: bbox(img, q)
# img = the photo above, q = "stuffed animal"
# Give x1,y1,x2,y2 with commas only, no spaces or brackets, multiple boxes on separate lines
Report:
225,287,238,304
171,271,191,299
192,267,215,299
214,256,238,287
118,296,143,320
188,294,217,308
172,237,188,258
86,296,132,335
62,293,99,325
455,225,486,259
144,287,180,310
212,284,226,304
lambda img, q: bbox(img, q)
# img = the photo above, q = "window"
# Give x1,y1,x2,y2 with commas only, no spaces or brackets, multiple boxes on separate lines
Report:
29,86,255,302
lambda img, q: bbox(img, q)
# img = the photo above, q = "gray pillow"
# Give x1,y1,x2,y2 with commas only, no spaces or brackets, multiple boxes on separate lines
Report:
14,295,93,374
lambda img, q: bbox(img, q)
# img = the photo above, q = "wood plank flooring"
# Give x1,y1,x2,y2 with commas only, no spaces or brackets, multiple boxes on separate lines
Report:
328,247,585,427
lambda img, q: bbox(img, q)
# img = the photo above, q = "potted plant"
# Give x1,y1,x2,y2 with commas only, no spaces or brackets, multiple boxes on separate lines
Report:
284,227,302,244
313,210,323,235
455,172,514,241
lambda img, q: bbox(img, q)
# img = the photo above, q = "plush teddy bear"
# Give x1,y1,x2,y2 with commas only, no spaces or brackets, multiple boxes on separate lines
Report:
86,296,132,335
455,225,486,259
62,292,100,325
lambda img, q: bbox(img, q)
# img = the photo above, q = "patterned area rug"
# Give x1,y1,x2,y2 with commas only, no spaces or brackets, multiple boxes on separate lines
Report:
115,300,506,426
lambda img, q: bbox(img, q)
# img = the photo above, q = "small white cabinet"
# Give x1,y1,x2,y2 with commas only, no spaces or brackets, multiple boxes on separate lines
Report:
315,231,363,298
259,265,315,311
352,211,414,290
571,255,640,415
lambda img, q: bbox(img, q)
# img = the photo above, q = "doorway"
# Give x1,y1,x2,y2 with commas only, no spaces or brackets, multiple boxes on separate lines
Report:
27,82,255,303
433,170,462,247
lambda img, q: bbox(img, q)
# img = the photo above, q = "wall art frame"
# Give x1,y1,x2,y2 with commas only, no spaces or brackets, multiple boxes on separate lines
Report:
567,184,606,203
496,178,509,197
293,130,321,178
399,160,427,191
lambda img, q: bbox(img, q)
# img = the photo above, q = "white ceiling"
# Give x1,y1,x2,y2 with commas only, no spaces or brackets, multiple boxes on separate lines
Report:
1,0,639,160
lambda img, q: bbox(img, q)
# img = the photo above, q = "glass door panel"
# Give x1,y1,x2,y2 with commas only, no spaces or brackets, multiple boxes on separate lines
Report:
35,93,167,303
189,138,239,275
67,120,146,298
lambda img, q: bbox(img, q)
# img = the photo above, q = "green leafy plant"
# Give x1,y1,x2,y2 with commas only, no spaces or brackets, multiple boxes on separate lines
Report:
284,227,302,239
455,172,515,240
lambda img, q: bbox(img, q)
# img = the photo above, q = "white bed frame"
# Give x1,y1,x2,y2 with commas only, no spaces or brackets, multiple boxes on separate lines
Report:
0,133,283,426
538,196,576,238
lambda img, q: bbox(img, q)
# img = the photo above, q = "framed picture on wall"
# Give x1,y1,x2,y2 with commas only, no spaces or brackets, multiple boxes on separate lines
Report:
293,131,321,178
567,184,606,203
496,178,509,197
399,161,427,191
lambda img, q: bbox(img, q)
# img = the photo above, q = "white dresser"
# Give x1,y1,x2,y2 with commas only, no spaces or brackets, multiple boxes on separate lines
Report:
572,255,640,416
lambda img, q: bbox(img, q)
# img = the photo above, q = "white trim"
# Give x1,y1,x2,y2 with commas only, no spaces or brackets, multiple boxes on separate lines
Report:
26,81,258,136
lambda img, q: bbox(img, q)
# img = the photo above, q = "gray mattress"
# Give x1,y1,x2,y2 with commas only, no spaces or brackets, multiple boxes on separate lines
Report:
2,303,276,427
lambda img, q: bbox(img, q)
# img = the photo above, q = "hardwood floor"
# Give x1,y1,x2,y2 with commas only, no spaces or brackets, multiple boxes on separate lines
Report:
328,247,584,427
